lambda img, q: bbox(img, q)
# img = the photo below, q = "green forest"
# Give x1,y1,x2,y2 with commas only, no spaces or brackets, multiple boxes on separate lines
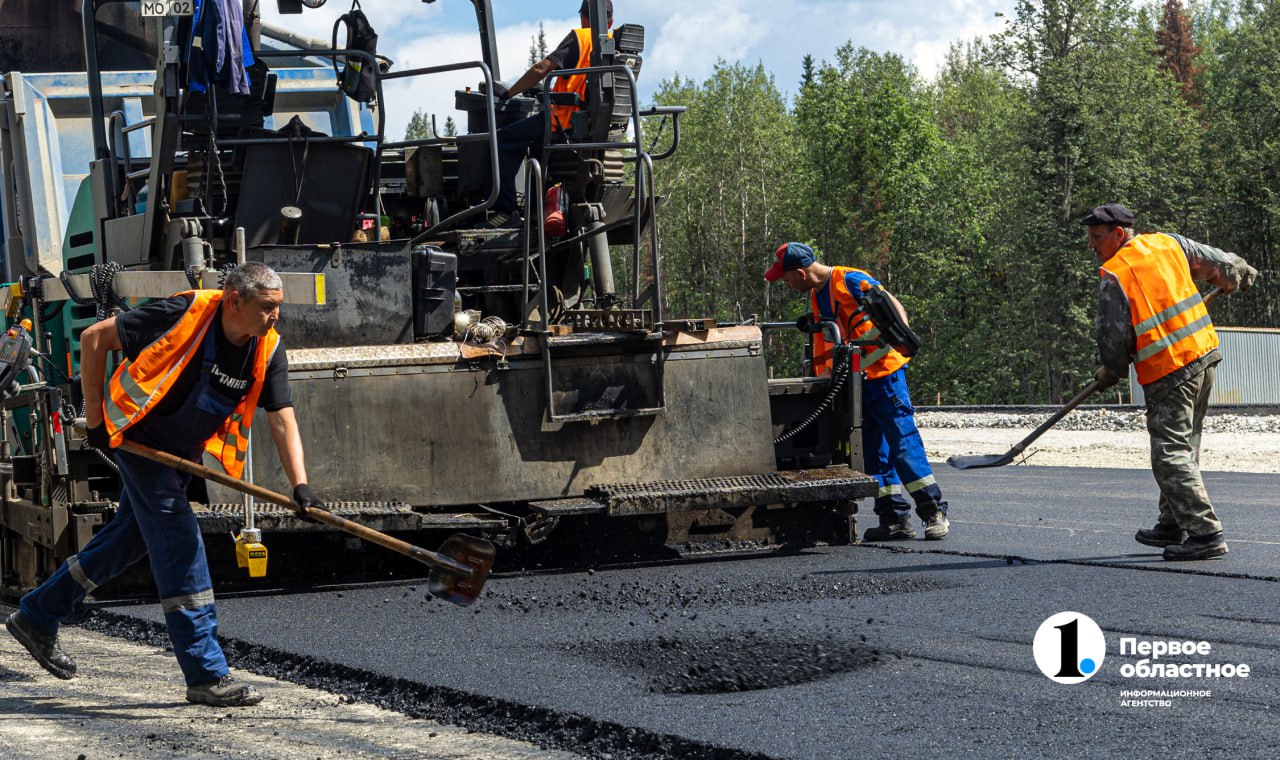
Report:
640,0,1279,405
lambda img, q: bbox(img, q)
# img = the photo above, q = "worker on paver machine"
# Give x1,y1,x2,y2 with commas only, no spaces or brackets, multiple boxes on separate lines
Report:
483,0,615,228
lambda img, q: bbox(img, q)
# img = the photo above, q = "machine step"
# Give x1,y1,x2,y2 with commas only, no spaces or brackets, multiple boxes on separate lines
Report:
586,468,876,516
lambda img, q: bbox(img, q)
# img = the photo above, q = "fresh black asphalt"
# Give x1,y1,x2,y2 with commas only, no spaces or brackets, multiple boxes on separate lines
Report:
97,466,1280,759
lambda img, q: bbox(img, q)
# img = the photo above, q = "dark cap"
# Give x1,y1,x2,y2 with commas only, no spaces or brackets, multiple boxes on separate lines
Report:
763,242,817,281
579,0,614,19
1081,203,1135,227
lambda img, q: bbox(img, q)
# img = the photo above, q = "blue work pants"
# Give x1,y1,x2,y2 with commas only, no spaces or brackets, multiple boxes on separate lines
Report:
19,447,228,686
861,367,947,524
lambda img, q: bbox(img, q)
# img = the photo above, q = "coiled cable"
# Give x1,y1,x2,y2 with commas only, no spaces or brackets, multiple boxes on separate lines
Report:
773,346,853,445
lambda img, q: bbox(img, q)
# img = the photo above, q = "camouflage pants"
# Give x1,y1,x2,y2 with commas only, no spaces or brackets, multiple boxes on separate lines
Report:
1145,365,1223,537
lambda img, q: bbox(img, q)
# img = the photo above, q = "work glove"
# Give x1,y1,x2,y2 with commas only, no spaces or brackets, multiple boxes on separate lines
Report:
491,81,511,101
1239,264,1258,292
292,484,326,524
86,422,112,451
1093,366,1121,390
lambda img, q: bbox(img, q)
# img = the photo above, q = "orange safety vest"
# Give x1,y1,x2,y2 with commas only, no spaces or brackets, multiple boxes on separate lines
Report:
104,290,280,479
1101,233,1218,385
809,266,910,380
551,27,594,133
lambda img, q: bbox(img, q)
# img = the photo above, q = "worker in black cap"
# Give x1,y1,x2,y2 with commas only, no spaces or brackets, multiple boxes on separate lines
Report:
1085,203,1257,560
481,0,615,228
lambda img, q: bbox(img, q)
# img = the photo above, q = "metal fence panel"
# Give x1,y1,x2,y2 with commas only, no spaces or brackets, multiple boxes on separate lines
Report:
1129,327,1280,405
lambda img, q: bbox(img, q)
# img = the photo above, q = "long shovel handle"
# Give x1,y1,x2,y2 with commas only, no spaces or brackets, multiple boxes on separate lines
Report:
116,440,477,579
1006,379,1103,459
949,287,1228,470
1006,287,1224,458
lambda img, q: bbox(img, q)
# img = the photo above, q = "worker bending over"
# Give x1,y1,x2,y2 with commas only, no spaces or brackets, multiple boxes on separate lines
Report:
765,242,949,541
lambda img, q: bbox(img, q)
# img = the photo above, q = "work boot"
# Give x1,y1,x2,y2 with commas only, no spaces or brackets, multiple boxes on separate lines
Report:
480,210,522,230
863,519,916,542
5,611,76,680
186,675,263,707
1135,523,1187,548
923,512,950,540
1163,532,1228,561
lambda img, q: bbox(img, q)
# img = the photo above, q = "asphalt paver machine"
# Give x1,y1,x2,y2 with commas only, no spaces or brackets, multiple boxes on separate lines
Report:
0,0,875,595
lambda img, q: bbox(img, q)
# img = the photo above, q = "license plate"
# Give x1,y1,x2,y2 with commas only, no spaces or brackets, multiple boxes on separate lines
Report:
140,0,195,16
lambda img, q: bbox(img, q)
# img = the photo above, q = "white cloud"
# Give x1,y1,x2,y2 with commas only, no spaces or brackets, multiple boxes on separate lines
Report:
257,0,1014,139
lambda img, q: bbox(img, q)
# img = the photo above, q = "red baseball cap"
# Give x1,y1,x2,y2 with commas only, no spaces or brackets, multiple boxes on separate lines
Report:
763,242,816,281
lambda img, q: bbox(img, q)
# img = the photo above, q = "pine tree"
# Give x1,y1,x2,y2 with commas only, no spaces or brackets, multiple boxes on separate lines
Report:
404,108,432,140
528,22,549,66
1155,0,1202,107
443,116,458,137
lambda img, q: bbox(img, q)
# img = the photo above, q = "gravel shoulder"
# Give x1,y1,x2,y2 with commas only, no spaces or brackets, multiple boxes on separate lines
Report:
0,611,579,760
918,408,1280,473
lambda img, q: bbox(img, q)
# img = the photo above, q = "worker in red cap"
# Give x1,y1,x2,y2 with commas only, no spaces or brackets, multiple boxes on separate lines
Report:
765,242,949,541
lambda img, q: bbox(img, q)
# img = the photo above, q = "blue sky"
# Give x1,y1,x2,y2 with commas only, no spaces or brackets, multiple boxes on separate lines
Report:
257,0,1015,139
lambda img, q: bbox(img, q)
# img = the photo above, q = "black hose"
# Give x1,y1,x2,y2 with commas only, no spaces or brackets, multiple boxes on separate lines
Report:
59,270,96,306
41,299,66,322
89,262,131,318
773,347,852,445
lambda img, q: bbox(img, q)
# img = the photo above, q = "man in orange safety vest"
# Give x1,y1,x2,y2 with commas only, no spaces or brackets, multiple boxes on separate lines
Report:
1087,203,1257,561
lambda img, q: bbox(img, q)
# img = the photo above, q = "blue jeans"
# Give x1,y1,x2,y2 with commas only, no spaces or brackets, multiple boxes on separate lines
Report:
20,447,229,686
861,367,947,524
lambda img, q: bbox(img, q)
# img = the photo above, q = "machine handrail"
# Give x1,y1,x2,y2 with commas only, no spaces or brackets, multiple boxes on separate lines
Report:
390,61,502,241
638,106,686,161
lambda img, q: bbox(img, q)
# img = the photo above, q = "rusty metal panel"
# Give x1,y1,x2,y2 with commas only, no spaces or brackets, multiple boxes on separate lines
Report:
1128,327,1280,405
1207,328,1280,404
216,339,779,507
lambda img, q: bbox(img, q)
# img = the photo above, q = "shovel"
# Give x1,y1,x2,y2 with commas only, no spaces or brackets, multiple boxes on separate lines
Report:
946,379,1105,469
946,287,1225,470
116,440,495,606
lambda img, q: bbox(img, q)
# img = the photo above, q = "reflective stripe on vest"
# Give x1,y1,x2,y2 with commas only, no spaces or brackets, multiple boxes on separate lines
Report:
205,325,279,479
105,290,279,479
1101,233,1218,385
551,28,594,133
809,267,910,379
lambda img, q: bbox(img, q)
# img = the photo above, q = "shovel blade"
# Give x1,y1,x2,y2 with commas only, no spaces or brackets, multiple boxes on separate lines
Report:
946,453,1014,470
427,533,496,607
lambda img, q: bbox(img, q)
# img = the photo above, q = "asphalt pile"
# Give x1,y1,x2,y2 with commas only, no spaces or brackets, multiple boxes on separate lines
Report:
79,610,773,760
476,573,958,623
66,569,957,760
918,408,1280,434
576,628,886,694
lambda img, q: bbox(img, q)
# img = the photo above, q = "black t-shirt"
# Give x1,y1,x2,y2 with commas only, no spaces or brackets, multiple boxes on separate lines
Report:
114,294,292,417
547,29,582,71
